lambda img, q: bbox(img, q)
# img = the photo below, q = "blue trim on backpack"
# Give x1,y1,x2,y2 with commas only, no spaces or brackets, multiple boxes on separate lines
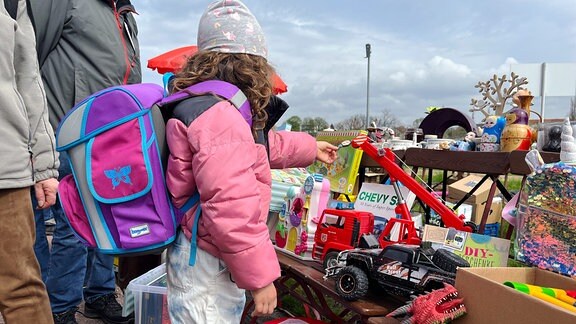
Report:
68,160,106,249
146,110,180,230
179,192,200,214
56,86,144,148
173,192,201,266
85,116,155,204
189,205,202,266
80,99,93,143
87,145,119,251
93,196,119,250
94,236,177,255
58,196,92,247
58,110,149,152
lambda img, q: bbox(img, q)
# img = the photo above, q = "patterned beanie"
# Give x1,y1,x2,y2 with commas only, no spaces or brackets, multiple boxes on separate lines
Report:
198,0,268,59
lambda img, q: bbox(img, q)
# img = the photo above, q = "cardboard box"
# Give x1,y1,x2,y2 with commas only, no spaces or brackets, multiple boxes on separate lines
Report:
470,196,502,224
455,267,576,324
446,196,502,224
448,174,498,204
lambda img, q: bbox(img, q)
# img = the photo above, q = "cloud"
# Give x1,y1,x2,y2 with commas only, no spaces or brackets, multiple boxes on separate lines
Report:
134,0,576,127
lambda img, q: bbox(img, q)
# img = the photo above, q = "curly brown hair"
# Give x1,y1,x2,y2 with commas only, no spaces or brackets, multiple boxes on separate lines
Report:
171,51,275,138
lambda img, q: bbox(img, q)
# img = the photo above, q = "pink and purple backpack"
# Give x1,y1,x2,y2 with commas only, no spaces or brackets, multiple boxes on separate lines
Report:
56,80,252,258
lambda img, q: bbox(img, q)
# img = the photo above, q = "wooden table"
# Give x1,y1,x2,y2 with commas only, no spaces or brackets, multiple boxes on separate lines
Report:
242,251,403,323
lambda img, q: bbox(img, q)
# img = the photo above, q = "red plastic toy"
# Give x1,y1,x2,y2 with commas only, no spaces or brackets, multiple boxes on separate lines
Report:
349,134,476,234
312,208,376,269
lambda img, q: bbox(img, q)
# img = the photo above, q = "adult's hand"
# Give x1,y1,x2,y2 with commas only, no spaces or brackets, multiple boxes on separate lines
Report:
316,141,338,164
34,178,59,209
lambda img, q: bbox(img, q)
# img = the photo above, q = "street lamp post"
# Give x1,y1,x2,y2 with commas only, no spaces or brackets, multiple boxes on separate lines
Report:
365,43,371,129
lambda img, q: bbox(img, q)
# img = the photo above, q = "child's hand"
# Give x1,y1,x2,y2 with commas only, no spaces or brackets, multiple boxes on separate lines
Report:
250,283,277,317
316,141,338,164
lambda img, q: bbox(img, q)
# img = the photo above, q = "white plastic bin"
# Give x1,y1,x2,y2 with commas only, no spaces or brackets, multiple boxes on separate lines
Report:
124,263,169,324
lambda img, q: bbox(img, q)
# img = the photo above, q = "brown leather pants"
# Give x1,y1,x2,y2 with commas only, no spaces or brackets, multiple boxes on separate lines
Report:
0,187,53,323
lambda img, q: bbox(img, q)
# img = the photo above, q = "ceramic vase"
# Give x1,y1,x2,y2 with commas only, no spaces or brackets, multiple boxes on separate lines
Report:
500,95,533,152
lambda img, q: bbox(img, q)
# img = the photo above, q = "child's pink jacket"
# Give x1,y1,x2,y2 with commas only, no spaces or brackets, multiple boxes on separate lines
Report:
165,100,317,290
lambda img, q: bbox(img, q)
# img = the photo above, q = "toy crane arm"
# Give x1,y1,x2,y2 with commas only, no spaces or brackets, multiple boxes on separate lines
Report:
349,135,474,232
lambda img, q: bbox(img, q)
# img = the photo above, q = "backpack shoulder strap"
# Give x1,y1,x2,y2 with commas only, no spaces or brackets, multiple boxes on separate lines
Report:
159,80,252,127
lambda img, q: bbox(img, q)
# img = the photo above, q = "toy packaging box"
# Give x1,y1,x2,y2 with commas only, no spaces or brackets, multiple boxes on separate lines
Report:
516,162,576,277
307,130,366,195
354,182,417,237
273,173,331,260
422,225,510,267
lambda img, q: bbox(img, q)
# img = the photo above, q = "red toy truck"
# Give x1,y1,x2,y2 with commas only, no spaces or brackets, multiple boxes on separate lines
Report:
313,135,477,269
312,208,376,269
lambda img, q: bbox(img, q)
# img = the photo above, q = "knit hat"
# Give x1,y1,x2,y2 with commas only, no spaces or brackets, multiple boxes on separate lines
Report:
198,0,268,59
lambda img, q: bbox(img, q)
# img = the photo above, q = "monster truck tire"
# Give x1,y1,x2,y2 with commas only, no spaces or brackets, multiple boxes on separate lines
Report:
432,249,470,273
335,266,369,301
323,251,340,270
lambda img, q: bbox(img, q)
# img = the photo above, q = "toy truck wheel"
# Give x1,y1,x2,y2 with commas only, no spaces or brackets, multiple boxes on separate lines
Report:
432,249,470,273
323,251,340,270
335,266,369,301
464,221,478,233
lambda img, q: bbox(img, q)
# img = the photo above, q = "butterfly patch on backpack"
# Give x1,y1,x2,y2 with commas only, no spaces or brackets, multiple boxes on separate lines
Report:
104,166,132,189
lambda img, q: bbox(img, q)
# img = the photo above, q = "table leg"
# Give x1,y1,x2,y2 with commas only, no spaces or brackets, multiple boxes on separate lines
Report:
504,176,527,239
478,179,499,233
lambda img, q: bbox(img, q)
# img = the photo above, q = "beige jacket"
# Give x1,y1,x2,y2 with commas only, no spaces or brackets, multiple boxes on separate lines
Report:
0,0,58,189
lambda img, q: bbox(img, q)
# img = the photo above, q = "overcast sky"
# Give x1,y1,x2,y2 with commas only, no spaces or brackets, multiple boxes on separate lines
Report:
135,0,576,127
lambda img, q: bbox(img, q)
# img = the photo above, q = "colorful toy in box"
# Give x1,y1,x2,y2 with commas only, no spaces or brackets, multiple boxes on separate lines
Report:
270,167,311,213
274,174,331,260
503,282,576,313
515,118,576,277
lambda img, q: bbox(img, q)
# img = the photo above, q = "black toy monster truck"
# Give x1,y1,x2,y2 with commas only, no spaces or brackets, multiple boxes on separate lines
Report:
325,244,470,301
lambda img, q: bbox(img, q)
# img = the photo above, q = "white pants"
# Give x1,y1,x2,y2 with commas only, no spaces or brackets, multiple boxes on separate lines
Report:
167,232,246,323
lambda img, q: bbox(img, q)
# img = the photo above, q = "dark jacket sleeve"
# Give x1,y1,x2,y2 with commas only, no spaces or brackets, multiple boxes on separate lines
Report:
28,0,68,66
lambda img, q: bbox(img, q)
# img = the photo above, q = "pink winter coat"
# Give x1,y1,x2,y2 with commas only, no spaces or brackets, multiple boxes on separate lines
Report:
165,100,317,290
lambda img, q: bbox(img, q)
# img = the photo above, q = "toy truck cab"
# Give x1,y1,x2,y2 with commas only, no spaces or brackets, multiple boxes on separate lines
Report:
312,209,376,269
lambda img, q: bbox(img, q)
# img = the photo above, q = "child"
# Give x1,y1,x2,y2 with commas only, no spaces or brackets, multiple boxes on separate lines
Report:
164,1,338,322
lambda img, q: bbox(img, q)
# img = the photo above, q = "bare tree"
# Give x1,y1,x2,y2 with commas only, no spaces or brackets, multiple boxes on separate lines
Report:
372,109,401,128
469,72,528,118
335,114,365,130
412,117,424,128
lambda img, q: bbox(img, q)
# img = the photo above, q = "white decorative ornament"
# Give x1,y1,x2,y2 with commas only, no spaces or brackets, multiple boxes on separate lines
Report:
560,117,576,165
